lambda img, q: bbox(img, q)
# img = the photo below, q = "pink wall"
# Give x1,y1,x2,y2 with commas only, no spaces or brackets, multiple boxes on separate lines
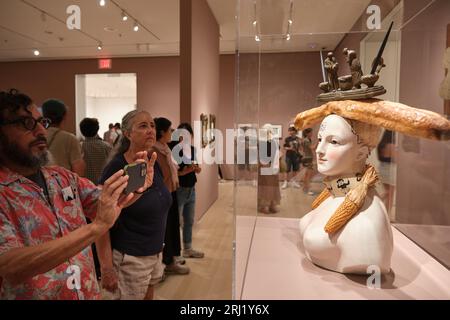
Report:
180,0,220,219
396,0,450,225
0,57,180,133
219,52,323,179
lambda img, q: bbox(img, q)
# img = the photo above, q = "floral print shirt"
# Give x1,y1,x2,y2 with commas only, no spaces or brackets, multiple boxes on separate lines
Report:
0,166,101,300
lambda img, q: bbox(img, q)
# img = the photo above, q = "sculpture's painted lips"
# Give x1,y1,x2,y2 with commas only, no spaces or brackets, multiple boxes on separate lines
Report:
318,159,327,163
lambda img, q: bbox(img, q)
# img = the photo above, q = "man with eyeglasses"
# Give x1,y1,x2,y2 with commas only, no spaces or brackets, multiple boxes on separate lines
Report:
0,89,155,299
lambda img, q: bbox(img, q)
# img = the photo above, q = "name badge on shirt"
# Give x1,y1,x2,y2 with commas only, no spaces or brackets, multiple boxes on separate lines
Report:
62,186,76,201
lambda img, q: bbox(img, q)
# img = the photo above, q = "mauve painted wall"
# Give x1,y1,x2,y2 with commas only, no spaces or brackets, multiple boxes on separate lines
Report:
396,0,450,225
0,57,180,133
219,52,323,179
189,0,220,219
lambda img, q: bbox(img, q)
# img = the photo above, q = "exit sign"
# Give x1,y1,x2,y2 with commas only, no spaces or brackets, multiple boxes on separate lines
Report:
98,59,112,69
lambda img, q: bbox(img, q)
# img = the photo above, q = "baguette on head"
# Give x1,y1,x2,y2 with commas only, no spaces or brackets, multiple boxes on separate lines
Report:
294,99,450,141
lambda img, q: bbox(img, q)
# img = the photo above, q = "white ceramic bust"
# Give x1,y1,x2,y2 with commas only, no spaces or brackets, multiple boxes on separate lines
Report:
299,114,393,274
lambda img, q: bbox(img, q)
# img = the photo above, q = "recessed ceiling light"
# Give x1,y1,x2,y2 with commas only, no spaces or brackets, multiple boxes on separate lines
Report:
33,49,40,56
99,0,106,7
288,19,293,25
133,21,139,32
97,43,103,51
286,34,291,41
253,20,257,26
122,11,128,21
255,35,260,42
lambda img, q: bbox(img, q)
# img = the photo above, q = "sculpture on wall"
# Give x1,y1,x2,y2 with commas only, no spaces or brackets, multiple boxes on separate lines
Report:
294,99,450,274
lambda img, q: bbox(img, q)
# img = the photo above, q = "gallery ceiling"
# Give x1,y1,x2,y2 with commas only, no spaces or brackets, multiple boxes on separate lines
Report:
0,0,374,62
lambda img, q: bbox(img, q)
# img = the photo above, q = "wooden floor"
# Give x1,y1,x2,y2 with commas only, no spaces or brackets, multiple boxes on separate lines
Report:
154,179,323,299
154,180,234,300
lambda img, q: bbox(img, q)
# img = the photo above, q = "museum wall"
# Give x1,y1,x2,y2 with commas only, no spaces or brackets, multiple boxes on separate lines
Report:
0,56,180,134
218,52,323,180
189,0,220,220
396,0,450,225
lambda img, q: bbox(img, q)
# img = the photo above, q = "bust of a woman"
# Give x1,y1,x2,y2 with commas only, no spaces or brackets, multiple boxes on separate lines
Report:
299,114,393,274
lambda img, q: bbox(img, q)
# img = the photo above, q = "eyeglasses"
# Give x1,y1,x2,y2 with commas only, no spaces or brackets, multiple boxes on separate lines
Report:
0,116,52,131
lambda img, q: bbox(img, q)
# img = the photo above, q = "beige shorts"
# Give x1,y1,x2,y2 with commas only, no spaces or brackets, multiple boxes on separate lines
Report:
105,249,164,300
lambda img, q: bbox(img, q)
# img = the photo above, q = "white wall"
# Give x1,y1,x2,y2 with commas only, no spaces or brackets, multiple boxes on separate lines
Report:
86,97,136,138
76,73,137,139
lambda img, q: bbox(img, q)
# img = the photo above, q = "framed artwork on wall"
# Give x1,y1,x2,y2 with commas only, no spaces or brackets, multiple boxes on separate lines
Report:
271,125,282,139
200,113,209,148
209,114,216,144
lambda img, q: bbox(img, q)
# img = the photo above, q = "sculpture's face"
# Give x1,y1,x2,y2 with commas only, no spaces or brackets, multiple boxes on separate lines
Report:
316,114,362,177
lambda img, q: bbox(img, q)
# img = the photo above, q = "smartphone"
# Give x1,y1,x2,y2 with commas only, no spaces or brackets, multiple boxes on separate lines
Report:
123,162,147,194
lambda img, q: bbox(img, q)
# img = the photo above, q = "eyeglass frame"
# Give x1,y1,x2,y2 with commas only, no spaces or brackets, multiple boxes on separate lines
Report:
0,116,52,131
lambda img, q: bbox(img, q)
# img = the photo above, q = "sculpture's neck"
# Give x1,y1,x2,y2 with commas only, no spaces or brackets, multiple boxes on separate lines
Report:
323,171,365,197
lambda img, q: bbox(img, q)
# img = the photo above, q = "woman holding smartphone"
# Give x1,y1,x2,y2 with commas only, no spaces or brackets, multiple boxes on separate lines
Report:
96,110,171,300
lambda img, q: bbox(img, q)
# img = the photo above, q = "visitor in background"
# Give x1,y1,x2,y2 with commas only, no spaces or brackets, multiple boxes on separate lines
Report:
301,128,316,196
175,123,204,259
377,130,397,218
282,126,301,189
257,124,281,214
152,117,190,275
103,123,118,146
42,99,85,177
79,118,112,184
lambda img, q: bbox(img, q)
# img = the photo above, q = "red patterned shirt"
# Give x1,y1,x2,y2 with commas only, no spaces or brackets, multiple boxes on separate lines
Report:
0,166,101,300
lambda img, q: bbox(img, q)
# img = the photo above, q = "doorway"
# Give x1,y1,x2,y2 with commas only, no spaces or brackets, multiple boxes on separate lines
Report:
75,73,137,139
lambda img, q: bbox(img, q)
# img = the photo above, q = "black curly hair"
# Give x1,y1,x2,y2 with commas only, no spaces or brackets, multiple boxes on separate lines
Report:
0,89,33,125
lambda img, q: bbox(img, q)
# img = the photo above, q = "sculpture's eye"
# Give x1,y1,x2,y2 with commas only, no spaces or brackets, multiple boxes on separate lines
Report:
331,140,339,145
318,137,322,142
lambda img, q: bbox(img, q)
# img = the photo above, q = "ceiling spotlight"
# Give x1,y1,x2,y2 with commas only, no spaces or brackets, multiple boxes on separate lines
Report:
133,21,139,32
255,35,260,42
252,20,257,26
288,19,293,25
122,11,128,21
97,43,103,51
286,34,291,41
99,0,106,7
33,49,40,56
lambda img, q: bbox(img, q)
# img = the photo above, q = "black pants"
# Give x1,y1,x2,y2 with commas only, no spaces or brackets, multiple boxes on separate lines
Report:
163,192,182,265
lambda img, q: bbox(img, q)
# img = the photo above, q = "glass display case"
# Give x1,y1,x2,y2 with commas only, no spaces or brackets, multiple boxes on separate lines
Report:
234,0,450,300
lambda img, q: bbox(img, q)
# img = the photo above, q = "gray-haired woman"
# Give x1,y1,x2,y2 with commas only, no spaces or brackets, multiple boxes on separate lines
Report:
96,110,172,300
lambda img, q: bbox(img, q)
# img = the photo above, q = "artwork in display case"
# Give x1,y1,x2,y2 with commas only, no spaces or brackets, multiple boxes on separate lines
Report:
295,50,450,275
